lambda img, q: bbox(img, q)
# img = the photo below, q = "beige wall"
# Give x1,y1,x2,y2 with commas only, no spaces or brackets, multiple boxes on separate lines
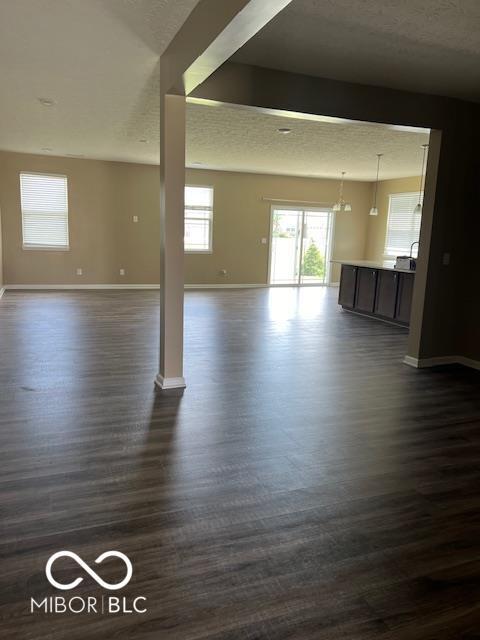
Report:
186,168,371,284
364,176,421,262
0,203,3,288
0,152,127,285
0,150,373,285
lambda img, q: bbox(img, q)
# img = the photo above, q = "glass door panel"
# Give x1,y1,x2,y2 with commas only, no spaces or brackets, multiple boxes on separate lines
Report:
269,209,303,284
300,211,332,285
269,207,333,285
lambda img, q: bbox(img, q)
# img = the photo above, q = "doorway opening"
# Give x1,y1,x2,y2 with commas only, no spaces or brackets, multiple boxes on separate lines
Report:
268,206,334,285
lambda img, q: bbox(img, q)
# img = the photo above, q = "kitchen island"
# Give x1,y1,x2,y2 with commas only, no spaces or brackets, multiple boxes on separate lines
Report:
332,260,415,326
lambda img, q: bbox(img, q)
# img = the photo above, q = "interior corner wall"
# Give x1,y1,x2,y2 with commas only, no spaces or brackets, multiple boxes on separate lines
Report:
364,176,421,263
457,117,480,363
0,203,3,290
412,121,476,361
0,150,373,286
460,218,480,362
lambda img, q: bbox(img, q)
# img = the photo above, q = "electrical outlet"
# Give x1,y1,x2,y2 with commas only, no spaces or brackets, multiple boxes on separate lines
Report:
442,252,450,266
76,268,83,276
133,215,139,223
120,268,125,276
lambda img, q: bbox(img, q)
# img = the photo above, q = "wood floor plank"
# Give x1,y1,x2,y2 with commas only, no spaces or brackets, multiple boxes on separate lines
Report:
0,288,479,639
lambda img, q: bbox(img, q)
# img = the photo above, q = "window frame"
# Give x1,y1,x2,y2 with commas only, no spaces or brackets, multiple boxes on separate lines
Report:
384,191,423,259
267,204,335,286
184,184,214,254
20,171,70,251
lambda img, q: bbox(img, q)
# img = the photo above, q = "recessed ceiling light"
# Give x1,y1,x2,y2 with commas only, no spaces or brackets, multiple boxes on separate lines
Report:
192,161,203,166
277,128,292,134
41,147,53,152
38,97,56,107
66,153,84,158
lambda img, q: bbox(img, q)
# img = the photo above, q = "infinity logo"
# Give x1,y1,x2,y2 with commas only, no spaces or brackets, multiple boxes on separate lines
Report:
46,551,133,591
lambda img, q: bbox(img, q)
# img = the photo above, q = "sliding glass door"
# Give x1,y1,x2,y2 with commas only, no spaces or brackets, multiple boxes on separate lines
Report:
269,207,333,285
269,209,303,284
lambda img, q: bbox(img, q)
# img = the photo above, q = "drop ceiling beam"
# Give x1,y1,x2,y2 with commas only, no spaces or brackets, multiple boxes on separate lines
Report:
161,0,293,95
191,62,457,130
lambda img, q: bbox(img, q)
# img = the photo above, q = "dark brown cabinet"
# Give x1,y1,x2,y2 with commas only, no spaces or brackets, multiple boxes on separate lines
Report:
354,268,377,313
374,270,399,319
338,264,414,326
395,272,415,324
338,265,357,308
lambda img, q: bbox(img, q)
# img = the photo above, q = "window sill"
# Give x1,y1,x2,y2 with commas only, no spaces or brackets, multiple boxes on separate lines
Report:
383,253,417,260
185,250,213,254
23,245,70,251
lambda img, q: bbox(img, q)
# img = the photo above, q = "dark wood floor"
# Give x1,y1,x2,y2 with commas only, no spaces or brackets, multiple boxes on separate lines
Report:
1,287,480,639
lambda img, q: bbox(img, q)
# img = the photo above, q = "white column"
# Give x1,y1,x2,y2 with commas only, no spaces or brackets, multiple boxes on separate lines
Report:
155,92,186,390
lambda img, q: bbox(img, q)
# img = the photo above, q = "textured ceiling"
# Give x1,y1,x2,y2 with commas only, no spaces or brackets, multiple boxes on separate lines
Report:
0,0,429,178
233,0,480,102
186,103,429,181
0,0,200,163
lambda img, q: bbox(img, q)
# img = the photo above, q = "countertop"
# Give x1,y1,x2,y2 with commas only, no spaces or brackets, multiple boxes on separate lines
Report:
330,259,416,274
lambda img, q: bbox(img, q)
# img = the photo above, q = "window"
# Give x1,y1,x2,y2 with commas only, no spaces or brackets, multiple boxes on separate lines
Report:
384,192,423,258
20,173,69,249
269,207,334,285
184,185,213,253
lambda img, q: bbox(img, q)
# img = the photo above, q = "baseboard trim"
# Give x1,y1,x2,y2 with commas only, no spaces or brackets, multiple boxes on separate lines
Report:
3,283,336,291
458,356,480,371
155,374,186,390
4,283,269,291
403,356,420,368
404,355,480,371
5,284,160,290
184,284,266,289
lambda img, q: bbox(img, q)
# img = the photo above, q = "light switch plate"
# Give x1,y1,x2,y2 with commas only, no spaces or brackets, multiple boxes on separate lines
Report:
442,252,450,266
133,215,139,223
120,269,125,276
261,237,267,244
76,268,83,276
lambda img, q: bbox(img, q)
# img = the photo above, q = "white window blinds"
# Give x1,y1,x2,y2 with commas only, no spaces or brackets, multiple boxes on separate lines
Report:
385,192,423,258
20,173,69,249
184,186,213,252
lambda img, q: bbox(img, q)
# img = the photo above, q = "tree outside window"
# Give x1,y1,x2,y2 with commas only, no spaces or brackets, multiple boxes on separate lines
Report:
301,241,325,278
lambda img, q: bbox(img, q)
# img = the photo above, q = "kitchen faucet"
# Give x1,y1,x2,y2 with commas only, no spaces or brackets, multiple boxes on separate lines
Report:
410,241,419,258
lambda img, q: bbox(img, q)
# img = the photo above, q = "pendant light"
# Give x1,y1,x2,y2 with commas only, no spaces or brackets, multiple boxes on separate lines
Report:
414,143,429,215
333,171,352,212
369,153,383,216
